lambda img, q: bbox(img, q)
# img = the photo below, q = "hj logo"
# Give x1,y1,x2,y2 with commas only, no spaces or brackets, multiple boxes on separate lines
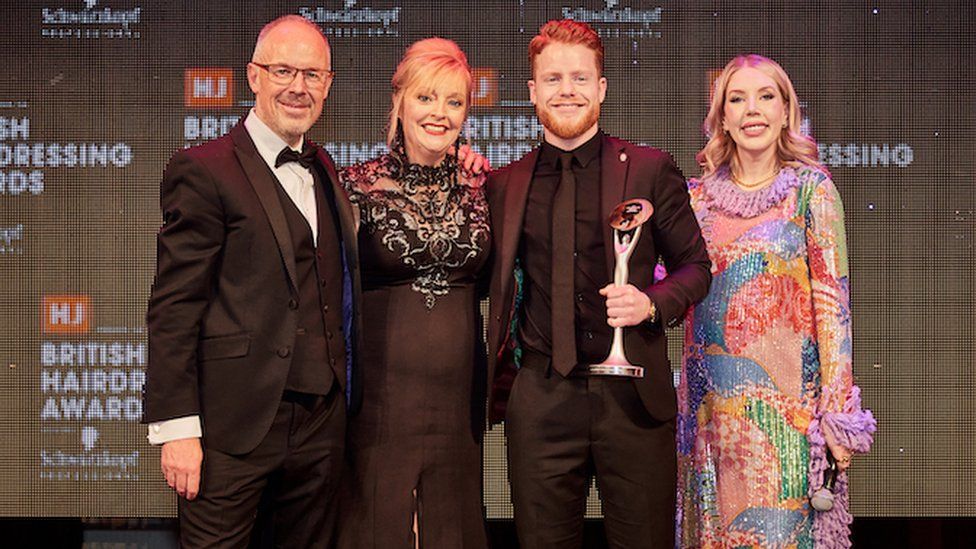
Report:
42,295,91,334
184,68,235,108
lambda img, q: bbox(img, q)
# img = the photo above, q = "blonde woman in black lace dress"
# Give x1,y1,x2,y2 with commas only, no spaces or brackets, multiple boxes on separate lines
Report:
336,37,490,549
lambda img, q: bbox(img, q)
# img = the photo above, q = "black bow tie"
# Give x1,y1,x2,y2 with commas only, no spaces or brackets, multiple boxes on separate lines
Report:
275,144,317,169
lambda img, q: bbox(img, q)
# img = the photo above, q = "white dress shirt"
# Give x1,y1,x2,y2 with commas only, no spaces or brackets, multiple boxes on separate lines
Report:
147,110,320,445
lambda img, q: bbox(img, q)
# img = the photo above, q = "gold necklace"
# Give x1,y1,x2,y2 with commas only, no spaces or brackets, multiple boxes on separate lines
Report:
731,167,780,190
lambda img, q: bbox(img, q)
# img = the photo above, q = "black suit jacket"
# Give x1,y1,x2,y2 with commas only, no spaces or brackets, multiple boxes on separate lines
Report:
143,123,362,455
485,134,710,423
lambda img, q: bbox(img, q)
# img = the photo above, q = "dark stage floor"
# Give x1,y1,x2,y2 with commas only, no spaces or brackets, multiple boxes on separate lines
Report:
2,517,974,548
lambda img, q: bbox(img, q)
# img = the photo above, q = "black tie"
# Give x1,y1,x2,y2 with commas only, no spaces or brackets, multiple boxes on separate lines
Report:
275,143,317,169
551,152,578,377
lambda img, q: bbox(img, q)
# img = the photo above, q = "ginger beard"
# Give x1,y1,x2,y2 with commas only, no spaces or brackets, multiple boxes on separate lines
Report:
535,98,601,142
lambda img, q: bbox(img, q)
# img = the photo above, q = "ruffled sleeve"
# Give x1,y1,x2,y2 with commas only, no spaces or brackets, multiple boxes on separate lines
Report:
801,169,876,548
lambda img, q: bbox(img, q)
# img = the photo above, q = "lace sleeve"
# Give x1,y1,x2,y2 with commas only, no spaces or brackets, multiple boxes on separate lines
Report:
339,163,366,201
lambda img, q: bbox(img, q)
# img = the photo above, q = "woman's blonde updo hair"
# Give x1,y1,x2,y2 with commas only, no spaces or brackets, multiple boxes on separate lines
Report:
387,37,473,149
697,54,826,178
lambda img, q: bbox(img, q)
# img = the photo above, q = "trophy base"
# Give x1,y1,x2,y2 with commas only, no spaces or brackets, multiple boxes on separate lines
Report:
587,363,644,378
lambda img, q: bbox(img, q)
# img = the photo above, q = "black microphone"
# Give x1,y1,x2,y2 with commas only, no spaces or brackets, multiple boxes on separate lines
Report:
811,454,838,511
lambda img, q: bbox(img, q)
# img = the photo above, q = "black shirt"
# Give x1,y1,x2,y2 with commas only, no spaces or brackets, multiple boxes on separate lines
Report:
518,131,612,367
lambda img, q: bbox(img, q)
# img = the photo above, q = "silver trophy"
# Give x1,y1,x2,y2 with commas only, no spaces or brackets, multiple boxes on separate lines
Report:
589,198,654,378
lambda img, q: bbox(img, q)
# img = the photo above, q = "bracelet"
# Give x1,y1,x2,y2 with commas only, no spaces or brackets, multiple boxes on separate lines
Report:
646,299,657,323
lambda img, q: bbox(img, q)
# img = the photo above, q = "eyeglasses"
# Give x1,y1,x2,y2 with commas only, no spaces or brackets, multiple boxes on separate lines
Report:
252,63,335,88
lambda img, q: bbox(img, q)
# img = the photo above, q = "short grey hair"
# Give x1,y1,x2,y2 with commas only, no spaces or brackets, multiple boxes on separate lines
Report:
252,14,329,62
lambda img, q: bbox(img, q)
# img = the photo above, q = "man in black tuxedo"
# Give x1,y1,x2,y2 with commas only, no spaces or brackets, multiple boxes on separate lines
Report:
486,20,711,548
143,15,360,547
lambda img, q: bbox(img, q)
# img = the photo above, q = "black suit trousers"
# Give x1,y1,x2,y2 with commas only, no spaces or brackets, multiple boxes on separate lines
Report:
177,384,346,548
506,353,676,549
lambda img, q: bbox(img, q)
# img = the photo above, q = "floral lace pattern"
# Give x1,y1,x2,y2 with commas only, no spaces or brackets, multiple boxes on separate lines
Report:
340,149,489,309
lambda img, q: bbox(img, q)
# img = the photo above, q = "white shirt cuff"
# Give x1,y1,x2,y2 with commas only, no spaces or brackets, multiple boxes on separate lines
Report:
147,415,202,445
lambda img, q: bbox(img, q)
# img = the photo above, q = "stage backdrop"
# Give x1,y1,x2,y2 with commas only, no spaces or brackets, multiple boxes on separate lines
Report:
1,0,973,518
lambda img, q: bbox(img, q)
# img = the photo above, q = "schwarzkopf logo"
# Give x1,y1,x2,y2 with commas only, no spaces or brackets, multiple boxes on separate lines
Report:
41,0,143,39
299,1,401,38
561,2,663,39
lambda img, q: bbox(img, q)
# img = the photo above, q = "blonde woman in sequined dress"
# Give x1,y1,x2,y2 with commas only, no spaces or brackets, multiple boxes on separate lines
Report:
676,55,875,548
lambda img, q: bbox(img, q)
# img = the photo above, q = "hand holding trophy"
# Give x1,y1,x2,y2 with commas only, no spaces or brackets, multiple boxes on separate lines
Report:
589,198,654,378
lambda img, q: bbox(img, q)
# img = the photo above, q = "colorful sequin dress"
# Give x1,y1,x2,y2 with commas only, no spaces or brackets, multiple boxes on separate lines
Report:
676,166,857,548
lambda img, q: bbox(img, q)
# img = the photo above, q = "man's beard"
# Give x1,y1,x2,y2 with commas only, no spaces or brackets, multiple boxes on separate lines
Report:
536,101,601,141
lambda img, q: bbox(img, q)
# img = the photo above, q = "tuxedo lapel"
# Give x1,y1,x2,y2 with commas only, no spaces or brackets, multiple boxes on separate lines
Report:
313,147,359,263
310,146,360,406
499,149,538,301
230,124,299,293
600,136,630,277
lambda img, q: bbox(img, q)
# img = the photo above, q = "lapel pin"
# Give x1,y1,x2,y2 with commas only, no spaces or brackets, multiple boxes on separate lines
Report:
619,152,627,162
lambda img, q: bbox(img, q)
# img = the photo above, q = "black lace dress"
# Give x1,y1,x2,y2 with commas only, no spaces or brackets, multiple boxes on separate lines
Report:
337,150,490,548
